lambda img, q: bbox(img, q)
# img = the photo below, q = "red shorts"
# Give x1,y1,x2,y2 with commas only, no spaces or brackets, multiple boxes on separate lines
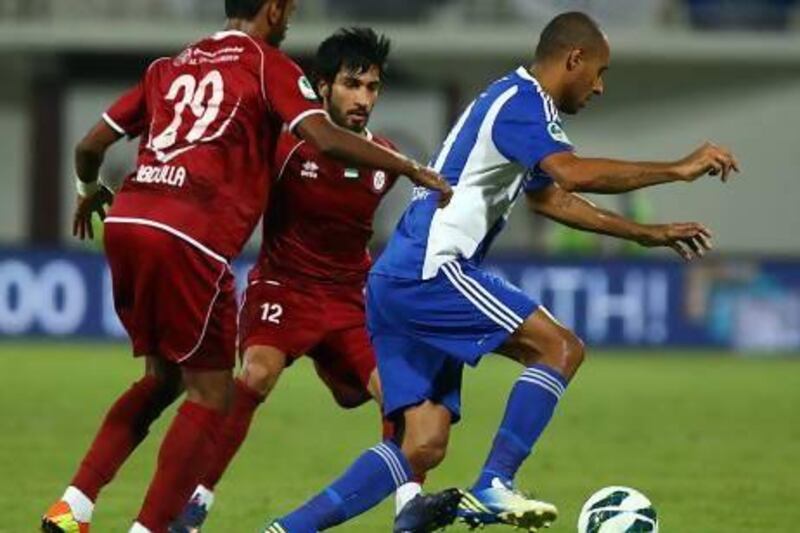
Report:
104,221,237,370
239,270,376,401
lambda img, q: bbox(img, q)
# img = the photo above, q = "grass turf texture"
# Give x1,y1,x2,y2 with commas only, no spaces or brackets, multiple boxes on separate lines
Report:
2,343,798,532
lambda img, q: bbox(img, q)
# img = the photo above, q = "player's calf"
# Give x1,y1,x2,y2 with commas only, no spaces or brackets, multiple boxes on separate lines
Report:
398,402,452,477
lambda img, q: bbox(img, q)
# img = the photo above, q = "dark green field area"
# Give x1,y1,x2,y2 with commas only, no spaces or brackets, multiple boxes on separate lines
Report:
2,343,799,532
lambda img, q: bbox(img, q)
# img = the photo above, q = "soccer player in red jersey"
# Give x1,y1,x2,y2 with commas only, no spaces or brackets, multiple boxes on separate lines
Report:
171,27,426,532
41,1,451,532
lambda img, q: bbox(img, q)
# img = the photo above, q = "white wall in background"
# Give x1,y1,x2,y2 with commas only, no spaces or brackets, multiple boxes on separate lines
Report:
0,80,30,243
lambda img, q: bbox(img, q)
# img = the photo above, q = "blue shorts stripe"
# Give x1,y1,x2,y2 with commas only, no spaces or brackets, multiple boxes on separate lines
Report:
451,261,524,324
441,263,518,332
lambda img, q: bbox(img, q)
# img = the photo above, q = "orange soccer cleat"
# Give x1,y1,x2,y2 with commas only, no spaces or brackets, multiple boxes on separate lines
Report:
41,500,90,533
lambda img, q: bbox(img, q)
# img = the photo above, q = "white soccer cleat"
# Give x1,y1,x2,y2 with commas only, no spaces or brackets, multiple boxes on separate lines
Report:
458,478,558,532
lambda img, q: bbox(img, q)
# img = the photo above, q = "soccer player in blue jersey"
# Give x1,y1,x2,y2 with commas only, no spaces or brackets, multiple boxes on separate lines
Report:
262,11,738,533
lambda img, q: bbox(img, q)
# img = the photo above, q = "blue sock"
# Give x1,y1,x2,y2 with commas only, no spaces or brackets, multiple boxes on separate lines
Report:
474,364,568,491
277,441,412,532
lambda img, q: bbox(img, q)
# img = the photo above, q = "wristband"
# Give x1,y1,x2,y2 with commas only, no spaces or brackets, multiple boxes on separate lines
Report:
75,176,100,197
99,176,119,194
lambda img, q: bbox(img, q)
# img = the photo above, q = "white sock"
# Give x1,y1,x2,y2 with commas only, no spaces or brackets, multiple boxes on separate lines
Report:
190,484,215,510
395,481,423,515
129,521,151,533
62,486,94,523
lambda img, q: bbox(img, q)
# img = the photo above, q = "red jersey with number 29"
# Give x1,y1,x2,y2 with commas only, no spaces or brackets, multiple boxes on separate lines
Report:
104,29,324,261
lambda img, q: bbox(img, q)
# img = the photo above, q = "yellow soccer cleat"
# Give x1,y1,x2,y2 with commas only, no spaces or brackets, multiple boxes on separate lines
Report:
41,501,90,533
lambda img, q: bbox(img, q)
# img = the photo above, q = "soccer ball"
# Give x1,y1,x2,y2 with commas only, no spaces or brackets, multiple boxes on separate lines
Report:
577,486,658,532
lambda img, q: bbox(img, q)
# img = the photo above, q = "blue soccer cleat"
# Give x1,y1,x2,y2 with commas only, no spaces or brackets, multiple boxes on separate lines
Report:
458,478,558,532
394,488,463,533
169,492,210,533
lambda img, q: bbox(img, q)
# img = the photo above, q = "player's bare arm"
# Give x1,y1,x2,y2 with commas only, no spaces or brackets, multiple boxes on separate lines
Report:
73,121,120,240
296,113,452,207
526,183,712,260
540,141,740,194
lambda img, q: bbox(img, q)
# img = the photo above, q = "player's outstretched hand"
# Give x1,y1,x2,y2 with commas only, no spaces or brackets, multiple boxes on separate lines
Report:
73,187,113,240
640,222,713,261
409,165,453,208
674,142,740,183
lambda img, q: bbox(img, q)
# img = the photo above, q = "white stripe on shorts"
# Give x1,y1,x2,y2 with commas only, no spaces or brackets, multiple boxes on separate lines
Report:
441,263,518,333
451,261,524,324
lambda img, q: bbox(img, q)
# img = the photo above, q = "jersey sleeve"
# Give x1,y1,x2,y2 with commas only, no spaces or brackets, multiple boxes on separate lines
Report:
102,81,147,139
492,89,573,192
262,50,325,133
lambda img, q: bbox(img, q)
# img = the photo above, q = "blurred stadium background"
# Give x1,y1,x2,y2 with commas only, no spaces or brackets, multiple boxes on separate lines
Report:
1,0,799,531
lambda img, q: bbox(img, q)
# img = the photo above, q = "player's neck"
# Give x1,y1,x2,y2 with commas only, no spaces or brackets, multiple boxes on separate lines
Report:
529,63,565,111
224,18,270,43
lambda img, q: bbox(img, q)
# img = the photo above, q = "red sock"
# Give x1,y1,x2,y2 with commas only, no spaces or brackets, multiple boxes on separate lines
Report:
71,375,168,501
201,379,264,489
136,400,223,532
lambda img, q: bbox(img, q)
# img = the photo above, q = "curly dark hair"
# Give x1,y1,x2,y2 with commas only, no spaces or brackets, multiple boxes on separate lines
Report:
313,27,392,86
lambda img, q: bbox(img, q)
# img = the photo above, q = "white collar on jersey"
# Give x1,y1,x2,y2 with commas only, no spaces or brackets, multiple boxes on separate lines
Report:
516,66,541,86
365,128,374,141
516,66,557,102
212,29,249,40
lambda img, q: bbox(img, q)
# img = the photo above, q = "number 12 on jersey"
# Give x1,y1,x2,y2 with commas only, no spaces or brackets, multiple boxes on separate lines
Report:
260,302,283,324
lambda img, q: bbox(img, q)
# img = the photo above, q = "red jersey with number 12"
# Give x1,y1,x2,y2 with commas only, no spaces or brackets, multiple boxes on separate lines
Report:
104,29,324,261
254,129,400,285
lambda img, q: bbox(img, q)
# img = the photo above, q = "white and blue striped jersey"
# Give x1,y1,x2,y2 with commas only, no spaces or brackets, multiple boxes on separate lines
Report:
373,66,574,280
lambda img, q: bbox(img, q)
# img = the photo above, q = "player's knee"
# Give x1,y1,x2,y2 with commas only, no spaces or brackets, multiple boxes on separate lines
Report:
554,330,586,379
183,368,234,412
130,375,181,439
515,328,585,380
149,375,183,411
240,347,287,395
330,387,372,409
403,431,449,473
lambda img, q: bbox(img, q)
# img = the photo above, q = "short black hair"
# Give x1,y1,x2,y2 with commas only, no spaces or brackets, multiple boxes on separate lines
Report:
313,27,391,86
535,11,606,61
225,0,269,19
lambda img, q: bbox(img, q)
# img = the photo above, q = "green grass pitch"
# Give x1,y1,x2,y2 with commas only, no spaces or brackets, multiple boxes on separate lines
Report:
2,343,799,532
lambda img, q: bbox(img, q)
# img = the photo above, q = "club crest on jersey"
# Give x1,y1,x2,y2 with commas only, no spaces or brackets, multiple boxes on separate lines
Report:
547,121,572,145
373,171,387,192
301,161,319,179
298,76,318,100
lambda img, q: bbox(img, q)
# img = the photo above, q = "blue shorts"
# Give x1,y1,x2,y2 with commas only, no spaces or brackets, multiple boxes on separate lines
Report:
367,261,539,422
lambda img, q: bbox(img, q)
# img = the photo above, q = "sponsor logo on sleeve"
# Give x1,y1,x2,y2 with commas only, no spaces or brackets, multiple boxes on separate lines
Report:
547,121,572,145
298,76,318,100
